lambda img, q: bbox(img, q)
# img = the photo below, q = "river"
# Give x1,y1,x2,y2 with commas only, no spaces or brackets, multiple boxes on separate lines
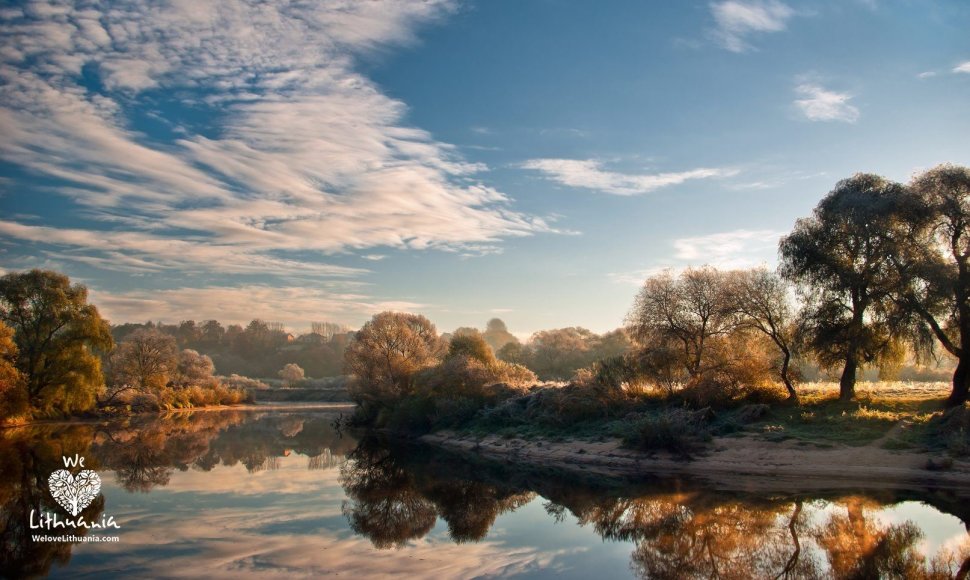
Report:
2,405,969,578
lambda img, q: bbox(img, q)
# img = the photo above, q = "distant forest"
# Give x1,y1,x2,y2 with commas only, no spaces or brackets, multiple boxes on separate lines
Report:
108,317,640,381
110,320,353,379
112,315,952,383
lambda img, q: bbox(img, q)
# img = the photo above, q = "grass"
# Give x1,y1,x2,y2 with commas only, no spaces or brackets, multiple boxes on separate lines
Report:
447,381,962,456
744,382,947,448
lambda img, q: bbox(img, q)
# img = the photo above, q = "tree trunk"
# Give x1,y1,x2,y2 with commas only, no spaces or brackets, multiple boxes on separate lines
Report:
947,355,970,407
780,350,798,403
839,354,857,401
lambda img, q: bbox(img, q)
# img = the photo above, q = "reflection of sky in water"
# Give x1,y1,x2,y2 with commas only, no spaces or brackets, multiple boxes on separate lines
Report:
54,453,636,579
25,409,970,579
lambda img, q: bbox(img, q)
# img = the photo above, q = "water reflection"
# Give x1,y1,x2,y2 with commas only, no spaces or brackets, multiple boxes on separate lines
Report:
0,409,354,577
2,409,970,578
339,437,970,578
340,439,534,547
0,424,105,578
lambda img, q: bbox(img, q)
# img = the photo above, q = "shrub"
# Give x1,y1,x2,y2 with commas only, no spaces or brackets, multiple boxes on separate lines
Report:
278,363,305,386
223,374,269,390
927,404,970,456
446,332,495,365
621,408,712,456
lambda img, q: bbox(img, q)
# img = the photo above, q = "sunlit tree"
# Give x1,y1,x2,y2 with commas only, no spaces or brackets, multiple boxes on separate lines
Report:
0,270,112,415
0,321,26,419
107,328,179,394
278,362,305,386
446,331,495,365
173,349,218,388
627,267,737,379
727,268,801,401
344,312,442,406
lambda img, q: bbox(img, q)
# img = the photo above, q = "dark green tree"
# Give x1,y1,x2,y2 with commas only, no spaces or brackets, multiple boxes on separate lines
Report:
779,174,914,400
0,270,113,415
891,165,970,405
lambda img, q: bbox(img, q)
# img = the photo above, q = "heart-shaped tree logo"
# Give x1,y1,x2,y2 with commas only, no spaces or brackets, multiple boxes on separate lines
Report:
49,469,101,516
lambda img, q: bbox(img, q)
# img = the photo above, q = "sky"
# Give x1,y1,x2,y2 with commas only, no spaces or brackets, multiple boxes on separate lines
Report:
0,0,968,338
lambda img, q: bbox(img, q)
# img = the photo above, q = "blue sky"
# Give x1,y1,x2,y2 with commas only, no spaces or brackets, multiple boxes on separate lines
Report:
0,0,968,337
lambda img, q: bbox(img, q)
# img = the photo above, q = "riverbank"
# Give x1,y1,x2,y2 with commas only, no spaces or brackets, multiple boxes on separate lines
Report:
421,429,970,492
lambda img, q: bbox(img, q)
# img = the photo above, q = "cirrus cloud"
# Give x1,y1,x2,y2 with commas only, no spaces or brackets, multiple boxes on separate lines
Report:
0,0,553,281
521,159,737,196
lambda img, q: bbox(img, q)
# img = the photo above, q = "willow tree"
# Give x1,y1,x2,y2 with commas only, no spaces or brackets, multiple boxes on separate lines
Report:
779,174,915,401
892,165,970,406
0,270,113,415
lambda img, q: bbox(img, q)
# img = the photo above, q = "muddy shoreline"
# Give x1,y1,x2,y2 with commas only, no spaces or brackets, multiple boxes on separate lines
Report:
421,430,970,492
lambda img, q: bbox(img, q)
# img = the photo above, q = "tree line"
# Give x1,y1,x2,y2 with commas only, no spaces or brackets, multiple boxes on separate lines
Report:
612,165,970,406
111,318,353,379
343,163,970,429
0,271,250,420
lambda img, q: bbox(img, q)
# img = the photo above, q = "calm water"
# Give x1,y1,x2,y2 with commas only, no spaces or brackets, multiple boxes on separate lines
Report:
3,406,970,579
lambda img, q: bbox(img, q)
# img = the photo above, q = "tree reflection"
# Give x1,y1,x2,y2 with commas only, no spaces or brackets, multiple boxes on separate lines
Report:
814,497,928,579
0,409,358,577
340,440,438,548
339,438,534,547
338,441,970,578
0,425,105,578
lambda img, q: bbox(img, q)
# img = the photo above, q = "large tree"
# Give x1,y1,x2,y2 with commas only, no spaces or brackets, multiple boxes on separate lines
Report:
0,270,113,415
344,312,442,404
892,165,970,406
779,174,913,400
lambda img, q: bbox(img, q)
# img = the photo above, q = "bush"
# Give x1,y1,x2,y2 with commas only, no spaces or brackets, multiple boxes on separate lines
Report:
479,381,637,429
621,408,712,456
676,376,788,409
927,404,970,456
446,333,495,365
418,355,535,401
223,374,269,390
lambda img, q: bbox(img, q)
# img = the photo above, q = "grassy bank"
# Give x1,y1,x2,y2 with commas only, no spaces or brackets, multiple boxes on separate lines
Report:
381,381,970,460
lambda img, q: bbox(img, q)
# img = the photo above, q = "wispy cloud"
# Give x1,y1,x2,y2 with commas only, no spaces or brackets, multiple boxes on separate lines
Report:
793,83,859,123
954,61,970,74
0,1,552,278
521,159,737,196
611,229,783,284
710,0,795,52
672,229,782,264
0,220,368,278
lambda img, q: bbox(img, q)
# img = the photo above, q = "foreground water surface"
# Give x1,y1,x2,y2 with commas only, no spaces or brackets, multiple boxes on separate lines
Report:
3,405,970,579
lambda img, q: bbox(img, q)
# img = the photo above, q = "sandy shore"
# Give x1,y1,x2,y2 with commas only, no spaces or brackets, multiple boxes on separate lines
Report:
421,430,970,492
